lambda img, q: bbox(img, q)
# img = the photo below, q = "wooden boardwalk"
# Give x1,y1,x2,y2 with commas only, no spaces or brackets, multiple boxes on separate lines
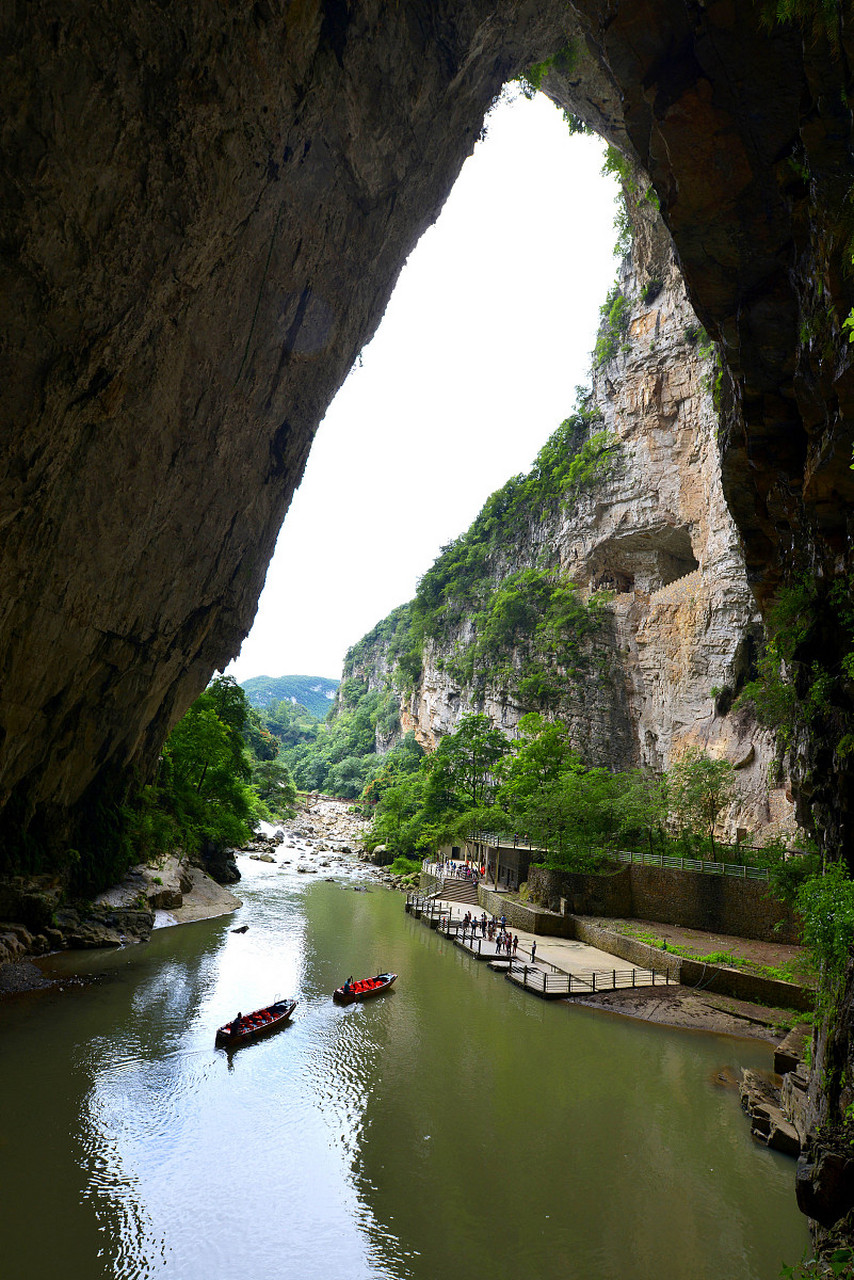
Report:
405,893,666,1000
504,959,668,1000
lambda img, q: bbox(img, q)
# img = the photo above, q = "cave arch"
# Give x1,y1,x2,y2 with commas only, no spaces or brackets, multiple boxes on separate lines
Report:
0,1,852,866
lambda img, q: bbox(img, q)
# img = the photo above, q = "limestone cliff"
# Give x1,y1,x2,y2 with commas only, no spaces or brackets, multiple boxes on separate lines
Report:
344,192,794,841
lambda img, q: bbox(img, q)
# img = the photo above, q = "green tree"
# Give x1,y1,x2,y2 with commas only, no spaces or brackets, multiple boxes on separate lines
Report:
612,768,669,854
263,698,319,748
499,715,579,819
251,758,297,816
423,714,510,814
796,861,854,985
159,677,257,851
669,747,735,859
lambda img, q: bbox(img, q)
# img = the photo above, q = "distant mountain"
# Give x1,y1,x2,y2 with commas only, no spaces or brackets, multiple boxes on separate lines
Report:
240,674,340,720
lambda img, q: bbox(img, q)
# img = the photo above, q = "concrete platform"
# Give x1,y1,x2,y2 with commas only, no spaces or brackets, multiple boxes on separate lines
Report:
428,898,632,975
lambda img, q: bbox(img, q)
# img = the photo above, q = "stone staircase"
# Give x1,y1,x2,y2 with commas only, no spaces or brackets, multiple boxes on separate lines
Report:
436,875,480,906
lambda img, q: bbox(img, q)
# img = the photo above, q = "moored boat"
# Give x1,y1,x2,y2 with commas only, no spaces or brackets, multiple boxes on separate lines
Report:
333,973,397,1004
215,998,297,1048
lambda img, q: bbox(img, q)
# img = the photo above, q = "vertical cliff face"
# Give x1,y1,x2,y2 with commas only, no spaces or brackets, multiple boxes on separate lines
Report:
346,190,792,840
553,0,854,861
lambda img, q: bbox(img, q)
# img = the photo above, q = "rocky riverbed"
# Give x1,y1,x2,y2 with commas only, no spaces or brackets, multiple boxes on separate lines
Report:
0,797,401,995
243,795,412,892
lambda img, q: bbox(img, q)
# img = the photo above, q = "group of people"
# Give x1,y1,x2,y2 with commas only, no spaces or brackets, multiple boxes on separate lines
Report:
440,859,483,881
458,910,519,957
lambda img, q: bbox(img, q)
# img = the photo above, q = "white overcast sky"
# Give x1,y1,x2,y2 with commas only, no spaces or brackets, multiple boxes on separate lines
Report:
225,90,621,684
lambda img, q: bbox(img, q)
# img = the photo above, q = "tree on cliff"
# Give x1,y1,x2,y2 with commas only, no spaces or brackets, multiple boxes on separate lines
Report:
668,747,735,860
422,714,510,814
612,768,669,855
156,676,265,851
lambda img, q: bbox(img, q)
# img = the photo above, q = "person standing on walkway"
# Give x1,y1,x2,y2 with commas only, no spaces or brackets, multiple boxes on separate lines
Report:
512,935,518,955
531,941,536,965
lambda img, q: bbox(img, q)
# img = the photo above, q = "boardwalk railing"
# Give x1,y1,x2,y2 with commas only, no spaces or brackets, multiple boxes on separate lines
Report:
505,958,666,997
424,845,771,884
406,895,665,998
614,850,769,881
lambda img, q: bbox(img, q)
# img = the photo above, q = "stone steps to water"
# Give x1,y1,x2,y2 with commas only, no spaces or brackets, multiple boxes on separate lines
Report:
436,876,479,906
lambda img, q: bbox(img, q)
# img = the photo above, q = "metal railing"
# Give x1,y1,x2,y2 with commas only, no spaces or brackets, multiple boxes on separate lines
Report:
505,958,666,996
434,838,772,883
405,895,665,997
614,850,769,881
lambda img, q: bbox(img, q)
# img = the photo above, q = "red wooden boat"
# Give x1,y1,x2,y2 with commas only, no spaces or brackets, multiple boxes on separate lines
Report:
333,972,397,1004
215,998,297,1048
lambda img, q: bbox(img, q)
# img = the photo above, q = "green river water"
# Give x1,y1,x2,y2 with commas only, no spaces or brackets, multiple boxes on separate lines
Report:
0,857,810,1279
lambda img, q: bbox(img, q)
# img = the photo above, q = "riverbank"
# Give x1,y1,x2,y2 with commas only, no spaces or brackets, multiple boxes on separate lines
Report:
422,891,809,1044
571,984,801,1042
0,797,375,997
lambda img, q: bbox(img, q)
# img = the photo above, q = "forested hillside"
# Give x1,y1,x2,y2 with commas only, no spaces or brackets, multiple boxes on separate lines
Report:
240,674,339,719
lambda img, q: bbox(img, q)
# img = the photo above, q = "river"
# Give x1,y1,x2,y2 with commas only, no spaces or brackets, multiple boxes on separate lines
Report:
0,855,810,1279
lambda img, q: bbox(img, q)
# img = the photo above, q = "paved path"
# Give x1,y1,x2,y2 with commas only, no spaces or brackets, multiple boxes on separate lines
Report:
427,898,637,976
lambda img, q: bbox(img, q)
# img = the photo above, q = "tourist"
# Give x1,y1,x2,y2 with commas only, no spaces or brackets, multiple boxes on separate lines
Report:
531,941,537,965
512,935,518,955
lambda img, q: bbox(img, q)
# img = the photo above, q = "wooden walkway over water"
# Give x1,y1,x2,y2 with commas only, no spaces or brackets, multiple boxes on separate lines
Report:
405,893,667,1001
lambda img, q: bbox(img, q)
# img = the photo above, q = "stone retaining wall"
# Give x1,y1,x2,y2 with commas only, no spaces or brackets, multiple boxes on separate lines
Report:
679,958,814,1011
527,862,800,944
477,885,573,937
420,871,442,896
570,916,813,1011
571,916,682,979
527,865,633,918
628,863,801,944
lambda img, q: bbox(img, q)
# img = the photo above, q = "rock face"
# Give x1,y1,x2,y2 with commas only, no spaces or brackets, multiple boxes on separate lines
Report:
347,205,793,839
4,1,848,868
0,0,570,861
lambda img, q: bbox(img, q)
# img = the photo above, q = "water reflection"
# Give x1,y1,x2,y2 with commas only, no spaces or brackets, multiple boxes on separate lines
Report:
0,862,810,1279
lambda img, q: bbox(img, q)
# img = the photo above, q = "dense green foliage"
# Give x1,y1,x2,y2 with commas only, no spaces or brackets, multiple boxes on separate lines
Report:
736,575,854,758
272,677,419,801
111,677,297,879
796,861,854,984
439,567,612,708
380,402,622,710
668,747,736,861
410,403,613,639
262,697,321,748
594,284,631,365
239,674,339,719
363,712,763,875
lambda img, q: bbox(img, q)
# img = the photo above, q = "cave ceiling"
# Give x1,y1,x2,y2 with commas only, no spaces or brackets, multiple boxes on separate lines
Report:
0,1,851,854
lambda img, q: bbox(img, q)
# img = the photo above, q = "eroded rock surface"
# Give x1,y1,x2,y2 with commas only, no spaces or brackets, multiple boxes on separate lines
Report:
1,0,851,866
348,204,794,838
